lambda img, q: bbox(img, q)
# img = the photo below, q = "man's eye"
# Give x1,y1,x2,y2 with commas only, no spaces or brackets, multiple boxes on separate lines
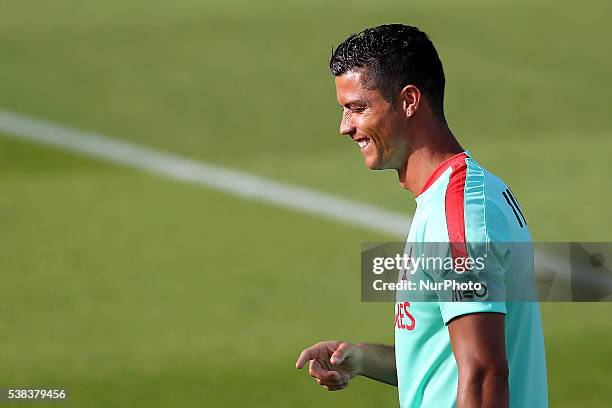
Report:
351,106,366,113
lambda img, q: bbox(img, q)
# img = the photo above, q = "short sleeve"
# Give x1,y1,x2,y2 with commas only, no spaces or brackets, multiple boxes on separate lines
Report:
440,301,506,325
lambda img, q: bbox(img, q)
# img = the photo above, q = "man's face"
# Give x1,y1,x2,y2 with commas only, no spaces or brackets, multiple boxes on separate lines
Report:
335,70,408,170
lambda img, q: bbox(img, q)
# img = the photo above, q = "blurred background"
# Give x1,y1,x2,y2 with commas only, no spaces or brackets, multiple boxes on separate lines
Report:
1,0,611,406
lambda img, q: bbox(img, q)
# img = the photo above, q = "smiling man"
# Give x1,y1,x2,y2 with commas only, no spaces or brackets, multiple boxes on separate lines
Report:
295,25,548,407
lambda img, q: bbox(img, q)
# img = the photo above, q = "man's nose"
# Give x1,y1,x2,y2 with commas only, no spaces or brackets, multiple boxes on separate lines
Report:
339,110,356,136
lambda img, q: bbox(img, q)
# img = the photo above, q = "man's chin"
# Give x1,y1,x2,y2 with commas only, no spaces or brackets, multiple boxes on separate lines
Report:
364,155,396,170
364,158,384,170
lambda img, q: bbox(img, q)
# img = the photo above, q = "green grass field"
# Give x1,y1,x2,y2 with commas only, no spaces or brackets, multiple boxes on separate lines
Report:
1,0,611,406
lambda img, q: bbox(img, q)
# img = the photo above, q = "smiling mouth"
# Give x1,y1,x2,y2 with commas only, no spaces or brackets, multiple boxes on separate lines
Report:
356,137,370,150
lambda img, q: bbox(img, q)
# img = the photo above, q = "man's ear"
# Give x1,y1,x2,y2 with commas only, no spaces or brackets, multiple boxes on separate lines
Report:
400,85,421,118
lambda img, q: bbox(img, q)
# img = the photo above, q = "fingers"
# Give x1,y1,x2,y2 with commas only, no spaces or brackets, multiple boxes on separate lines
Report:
295,347,313,369
321,370,349,385
322,382,349,392
309,360,350,385
308,360,350,385
308,359,326,378
295,349,310,369
295,341,351,392
316,375,350,390
296,341,337,369
330,342,351,365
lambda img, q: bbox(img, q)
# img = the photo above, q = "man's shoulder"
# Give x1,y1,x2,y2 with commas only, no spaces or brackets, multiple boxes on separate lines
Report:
463,157,522,216
464,157,530,241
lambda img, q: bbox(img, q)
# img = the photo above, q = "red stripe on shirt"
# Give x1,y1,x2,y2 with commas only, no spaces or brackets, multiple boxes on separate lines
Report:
444,154,469,261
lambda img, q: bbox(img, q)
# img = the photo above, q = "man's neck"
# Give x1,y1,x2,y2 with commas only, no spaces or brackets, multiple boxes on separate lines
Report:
397,125,463,197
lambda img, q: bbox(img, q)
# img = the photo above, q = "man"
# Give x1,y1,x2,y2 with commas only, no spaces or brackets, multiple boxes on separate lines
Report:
295,25,548,407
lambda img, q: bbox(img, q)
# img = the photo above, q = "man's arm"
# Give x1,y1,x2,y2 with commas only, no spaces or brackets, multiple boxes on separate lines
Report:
295,341,397,390
448,312,509,408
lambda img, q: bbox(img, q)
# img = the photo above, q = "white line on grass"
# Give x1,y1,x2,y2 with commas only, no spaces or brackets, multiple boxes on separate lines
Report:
0,109,411,236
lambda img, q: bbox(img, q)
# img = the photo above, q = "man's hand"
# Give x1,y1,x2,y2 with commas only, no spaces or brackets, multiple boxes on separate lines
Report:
295,341,363,391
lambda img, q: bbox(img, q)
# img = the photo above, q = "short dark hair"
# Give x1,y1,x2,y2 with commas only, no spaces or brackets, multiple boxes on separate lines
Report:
330,24,446,120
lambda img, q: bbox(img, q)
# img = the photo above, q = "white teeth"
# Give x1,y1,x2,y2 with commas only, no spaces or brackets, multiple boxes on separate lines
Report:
357,139,369,149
